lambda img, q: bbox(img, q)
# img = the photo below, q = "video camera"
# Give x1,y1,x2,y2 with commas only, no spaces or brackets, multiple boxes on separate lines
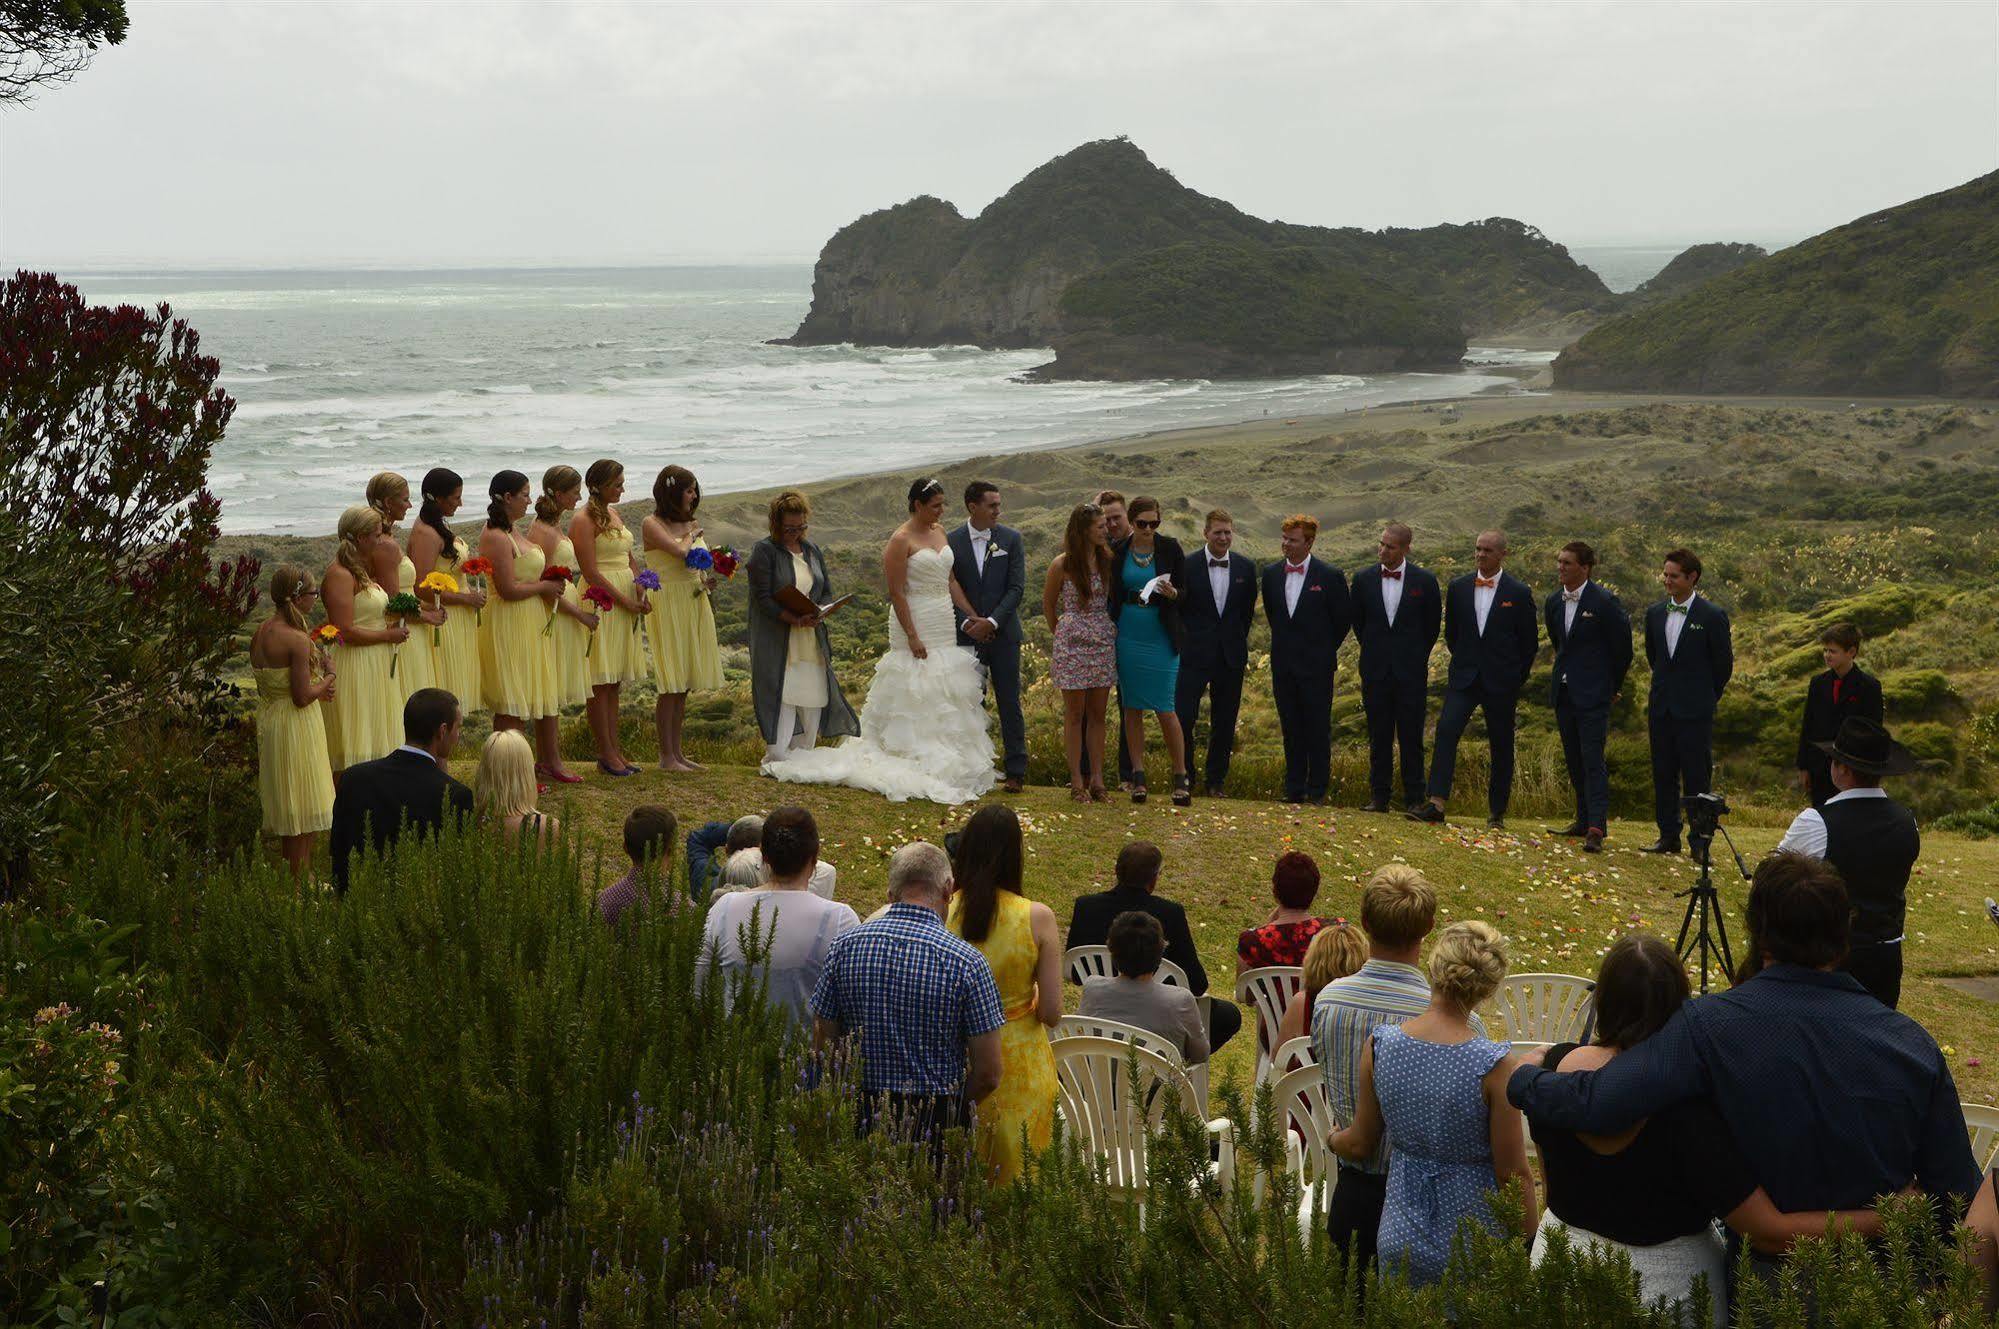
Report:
1683,792,1729,843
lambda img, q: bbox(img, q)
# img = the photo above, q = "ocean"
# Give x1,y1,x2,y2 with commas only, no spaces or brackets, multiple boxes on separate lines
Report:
65,265,1589,535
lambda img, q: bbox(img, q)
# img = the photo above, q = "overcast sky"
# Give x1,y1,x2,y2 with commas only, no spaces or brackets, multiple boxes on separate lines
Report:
3,0,1994,268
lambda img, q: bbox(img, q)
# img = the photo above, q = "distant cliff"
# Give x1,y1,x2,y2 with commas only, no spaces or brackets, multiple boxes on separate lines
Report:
1556,172,1999,396
1630,242,1768,301
781,138,1612,379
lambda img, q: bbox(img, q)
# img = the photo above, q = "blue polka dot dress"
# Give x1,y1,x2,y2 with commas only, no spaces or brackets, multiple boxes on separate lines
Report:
1370,1023,1511,1286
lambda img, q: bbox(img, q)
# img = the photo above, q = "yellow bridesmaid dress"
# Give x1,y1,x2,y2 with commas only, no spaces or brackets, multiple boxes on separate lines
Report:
431,542,482,714
589,522,650,688
254,665,334,836
324,581,402,771
549,533,592,708
480,539,560,720
947,890,1057,1184
644,539,724,693
394,554,439,699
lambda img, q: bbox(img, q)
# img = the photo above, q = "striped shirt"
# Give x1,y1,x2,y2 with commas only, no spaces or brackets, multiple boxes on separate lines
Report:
1312,958,1487,1174
810,902,1006,1096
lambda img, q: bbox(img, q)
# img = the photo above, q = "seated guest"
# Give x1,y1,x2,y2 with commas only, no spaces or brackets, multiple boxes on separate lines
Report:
811,841,1005,1158
329,687,473,893
697,806,859,1029
1331,921,1536,1288
1238,850,1328,971
1077,911,1210,1064
716,850,767,894
1067,841,1243,1050
687,811,839,901
1509,852,1981,1290
473,730,559,844
1531,934,1886,1328
1795,622,1883,809
1274,919,1366,1051
596,805,680,925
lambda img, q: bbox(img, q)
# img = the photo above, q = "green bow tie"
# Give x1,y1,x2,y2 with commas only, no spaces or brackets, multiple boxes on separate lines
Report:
1668,603,1690,615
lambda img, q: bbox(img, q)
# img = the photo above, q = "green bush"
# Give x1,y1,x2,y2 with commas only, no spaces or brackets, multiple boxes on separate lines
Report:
1882,668,1957,717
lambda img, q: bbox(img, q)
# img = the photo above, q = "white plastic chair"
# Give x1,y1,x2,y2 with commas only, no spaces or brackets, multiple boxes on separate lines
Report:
1484,973,1596,1046
1236,966,1304,1084
1050,1034,1233,1205
1965,1102,1999,1170
1056,1013,1208,1108
1065,945,1191,989
1265,1034,1315,1086
1274,1061,1342,1239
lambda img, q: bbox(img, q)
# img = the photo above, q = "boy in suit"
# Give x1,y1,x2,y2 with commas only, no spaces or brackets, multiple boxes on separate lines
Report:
1415,529,1539,827
1543,541,1632,853
1795,622,1884,808
1641,548,1734,854
1350,522,1441,814
949,481,1029,792
1262,514,1352,805
1175,508,1260,796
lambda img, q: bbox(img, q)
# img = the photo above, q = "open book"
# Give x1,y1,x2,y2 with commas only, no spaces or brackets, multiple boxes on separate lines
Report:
776,585,854,619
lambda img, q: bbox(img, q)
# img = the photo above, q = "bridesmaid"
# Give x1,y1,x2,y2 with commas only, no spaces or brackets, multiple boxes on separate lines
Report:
570,458,650,775
477,470,562,753
248,564,336,876
527,465,597,784
641,464,724,772
407,467,487,714
322,505,409,774
365,472,446,698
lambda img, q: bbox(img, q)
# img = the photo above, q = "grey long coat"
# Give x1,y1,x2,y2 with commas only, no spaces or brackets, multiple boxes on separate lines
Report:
746,537,860,744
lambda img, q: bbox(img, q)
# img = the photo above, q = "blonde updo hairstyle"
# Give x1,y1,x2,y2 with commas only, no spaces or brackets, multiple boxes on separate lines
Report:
475,730,540,821
1426,920,1509,1010
583,459,622,535
537,465,582,526
268,564,314,631
365,472,410,530
335,505,383,588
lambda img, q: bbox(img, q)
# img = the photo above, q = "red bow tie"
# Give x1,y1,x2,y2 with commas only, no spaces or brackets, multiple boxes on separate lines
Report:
1285,562,1307,575
1381,567,1402,581
1475,576,1496,588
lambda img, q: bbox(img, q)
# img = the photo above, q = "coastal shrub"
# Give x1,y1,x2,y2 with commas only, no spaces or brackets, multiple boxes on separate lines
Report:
1881,668,1956,717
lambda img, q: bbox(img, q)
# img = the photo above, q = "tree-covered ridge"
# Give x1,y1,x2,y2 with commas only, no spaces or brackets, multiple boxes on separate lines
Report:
1632,241,1768,300
1555,170,1999,395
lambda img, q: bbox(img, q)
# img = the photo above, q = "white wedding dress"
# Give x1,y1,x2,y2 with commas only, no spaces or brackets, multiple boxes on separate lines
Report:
764,545,996,804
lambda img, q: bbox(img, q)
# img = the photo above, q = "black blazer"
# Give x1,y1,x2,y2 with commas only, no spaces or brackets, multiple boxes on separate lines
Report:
1107,534,1187,653
1066,885,1210,996
1350,562,1442,684
947,522,1026,645
1261,556,1352,679
1179,549,1260,672
1644,596,1734,721
1796,666,1884,769
1543,580,1633,711
329,748,474,893
1443,570,1539,695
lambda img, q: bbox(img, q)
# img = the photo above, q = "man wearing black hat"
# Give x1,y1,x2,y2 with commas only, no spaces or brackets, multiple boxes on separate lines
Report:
1773,716,1920,1008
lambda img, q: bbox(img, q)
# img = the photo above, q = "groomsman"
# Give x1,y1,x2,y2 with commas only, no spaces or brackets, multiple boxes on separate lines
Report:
949,480,1028,793
1796,622,1883,808
1262,515,1352,805
1641,548,1734,854
1175,508,1261,796
1413,530,1539,828
1544,541,1632,853
1350,523,1441,814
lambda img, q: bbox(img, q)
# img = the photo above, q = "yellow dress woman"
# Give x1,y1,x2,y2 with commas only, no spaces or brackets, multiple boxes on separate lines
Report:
641,465,724,772
363,471,443,701
946,805,1061,1185
408,468,485,714
477,470,561,735
571,459,649,776
322,505,409,771
249,564,336,876
527,466,596,782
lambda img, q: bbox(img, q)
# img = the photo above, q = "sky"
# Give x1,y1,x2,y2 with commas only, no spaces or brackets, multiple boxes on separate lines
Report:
2,0,1995,268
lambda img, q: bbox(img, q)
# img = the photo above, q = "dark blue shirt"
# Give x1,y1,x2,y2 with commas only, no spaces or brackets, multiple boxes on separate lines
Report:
1506,964,1979,1212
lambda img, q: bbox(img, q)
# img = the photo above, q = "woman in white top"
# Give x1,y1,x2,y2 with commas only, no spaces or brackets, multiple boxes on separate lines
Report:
696,806,858,1029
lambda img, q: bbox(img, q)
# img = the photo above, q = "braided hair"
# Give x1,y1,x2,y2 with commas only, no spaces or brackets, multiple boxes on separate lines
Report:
537,465,581,526
487,470,529,530
418,467,462,560
583,458,622,535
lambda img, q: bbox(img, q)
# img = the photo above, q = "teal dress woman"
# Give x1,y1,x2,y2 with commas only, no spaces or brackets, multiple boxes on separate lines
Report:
1108,496,1191,806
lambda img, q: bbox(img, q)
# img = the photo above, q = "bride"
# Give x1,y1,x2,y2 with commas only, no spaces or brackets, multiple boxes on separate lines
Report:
764,478,997,804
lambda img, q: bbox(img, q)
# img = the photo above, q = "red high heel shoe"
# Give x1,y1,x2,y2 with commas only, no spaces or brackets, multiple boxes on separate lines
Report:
536,763,584,785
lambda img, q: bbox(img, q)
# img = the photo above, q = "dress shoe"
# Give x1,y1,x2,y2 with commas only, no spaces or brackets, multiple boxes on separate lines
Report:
1308,796,1328,807
1583,829,1604,853
1285,794,1305,805
1001,776,1024,794
1360,799,1391,814
1548,821,1589,837
1205,784,1226,799
1406,803,1446,825
1638,838,1681,855
1486,816,1506,831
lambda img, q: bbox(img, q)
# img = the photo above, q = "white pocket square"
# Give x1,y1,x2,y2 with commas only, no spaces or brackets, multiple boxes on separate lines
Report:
987,547,1007,558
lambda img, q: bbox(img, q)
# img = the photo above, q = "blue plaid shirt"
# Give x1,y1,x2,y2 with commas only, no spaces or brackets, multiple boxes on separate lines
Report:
810,902,1006,1096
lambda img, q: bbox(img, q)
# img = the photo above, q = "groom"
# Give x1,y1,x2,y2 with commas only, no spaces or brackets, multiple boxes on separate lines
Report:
950,480,1028,792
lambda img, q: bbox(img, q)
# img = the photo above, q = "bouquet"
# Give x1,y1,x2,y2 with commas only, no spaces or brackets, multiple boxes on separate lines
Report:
633,568,660,634
541,565,574,636
460,557,494,624
711,544,740,579
685,546,714,598
383,592,422,676
312,623,341,677
417,571,458,646
582,585,615,655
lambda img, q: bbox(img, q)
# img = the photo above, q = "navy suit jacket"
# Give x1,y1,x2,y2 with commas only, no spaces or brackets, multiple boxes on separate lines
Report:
1443,570,1539,695
1179,549,1260,672
1644,596,1734,721
1544,580,1633,711
948,522,1025,645
329,748,474,893
1262,557,1351,679
1350,562,1442,684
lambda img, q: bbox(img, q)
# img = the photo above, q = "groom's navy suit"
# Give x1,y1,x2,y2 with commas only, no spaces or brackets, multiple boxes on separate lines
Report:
950,521,1028,781
1643,594,1733,844
1175,548,1260,790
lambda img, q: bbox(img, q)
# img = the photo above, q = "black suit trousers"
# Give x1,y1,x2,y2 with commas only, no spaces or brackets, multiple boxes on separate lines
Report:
1175,657,1245,788
1648,711,1714,839
974,637,1027,779
1842,941,1903,1010
1556,697,1612,831
1272,669,1332,800
1362,673,1427,806
1426,684,1519,819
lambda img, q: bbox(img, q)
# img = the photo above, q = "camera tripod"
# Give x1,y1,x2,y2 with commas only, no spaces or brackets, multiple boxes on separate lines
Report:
1674,823,1750,994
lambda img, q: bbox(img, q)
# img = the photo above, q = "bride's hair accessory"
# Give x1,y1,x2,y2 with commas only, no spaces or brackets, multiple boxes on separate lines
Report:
907,477,944,510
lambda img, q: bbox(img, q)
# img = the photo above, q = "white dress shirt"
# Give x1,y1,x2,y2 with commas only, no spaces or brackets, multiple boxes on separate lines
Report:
1284,561,1307,615
394,744,437,764
1473,574,1498,635
1774,786,1889,859
1206,550,1231,612
1561,580,1589,634
1664,593,1695,658
966,526,998,631
1379,563,1405,626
